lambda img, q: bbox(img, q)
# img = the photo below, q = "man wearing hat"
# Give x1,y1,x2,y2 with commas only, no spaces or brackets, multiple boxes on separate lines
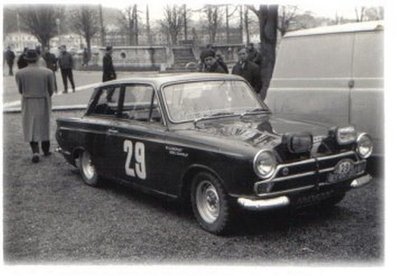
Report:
15,49,55,163
199,49,227,74
58,45,75,93
102,46,116,82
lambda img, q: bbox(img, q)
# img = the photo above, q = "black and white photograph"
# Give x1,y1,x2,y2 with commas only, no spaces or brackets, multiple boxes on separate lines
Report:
1,0,391,273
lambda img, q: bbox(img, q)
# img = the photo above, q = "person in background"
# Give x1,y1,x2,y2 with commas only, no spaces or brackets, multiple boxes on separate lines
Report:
82,48,89,67
5,46,16,76
232,47,262,94
35,45,46,67
43,47,58,93
15,49,55,163
102,46,117,102
200,49,227,74
58,45,75,93
246,42,262,66
198,44,216,72
215,52,229,73
102,46,116,82
17,47,29,69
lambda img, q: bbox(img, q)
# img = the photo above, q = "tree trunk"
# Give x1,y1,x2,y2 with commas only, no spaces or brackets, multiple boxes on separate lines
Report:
258,4,278,100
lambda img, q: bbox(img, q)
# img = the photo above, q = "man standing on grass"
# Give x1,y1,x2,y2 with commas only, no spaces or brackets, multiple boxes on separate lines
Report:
15,49,55,163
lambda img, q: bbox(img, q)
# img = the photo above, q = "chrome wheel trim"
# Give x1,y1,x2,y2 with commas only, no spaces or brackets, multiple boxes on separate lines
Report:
196,180,220,224
81,151,95,180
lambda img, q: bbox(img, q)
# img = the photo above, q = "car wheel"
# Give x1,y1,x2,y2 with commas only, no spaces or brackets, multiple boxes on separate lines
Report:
191,172,232,234
78,150,101,187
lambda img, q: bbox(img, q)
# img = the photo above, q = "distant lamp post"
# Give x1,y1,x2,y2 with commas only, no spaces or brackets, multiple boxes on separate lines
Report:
56,18,61,46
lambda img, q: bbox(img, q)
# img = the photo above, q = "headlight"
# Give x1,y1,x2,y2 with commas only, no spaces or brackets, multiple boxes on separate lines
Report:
283,133,313,153
253,150,277,179
356,133,373,158
335,126,357,145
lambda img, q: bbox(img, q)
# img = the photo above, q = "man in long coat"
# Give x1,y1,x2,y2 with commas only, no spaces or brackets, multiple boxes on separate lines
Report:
15,49,55,163
5,46,16,76
102,46,116,82
232,47,262,94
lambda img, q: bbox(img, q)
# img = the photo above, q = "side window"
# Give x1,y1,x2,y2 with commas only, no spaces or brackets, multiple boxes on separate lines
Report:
89,86,121,116
122,85,162,123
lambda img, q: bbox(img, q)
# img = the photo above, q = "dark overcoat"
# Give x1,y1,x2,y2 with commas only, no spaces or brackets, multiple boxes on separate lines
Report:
102,53,116,82
15,63,54,142
232,60,262,93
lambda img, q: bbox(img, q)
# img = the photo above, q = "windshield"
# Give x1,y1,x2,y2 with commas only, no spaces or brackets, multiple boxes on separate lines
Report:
162,80,267,123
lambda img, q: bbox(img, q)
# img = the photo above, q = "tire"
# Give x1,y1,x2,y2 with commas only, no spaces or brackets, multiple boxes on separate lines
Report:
191,172,233,234
78,150,101,187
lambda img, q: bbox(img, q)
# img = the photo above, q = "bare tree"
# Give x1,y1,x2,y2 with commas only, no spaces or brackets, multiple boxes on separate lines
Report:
17,5,64,49
278,5,298,36
146,4,152,45
161,5,184,46
119,5,139,46
70,5,100,59
355,6,366,22
98,5,105,46
247,4,278,100
203,5,223,44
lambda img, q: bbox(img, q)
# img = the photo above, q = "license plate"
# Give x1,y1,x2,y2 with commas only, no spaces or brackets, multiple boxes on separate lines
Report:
327,159,360,183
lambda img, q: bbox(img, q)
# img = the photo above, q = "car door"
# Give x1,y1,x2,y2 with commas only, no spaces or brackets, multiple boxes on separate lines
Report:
84,84,123,178
104,83,169,194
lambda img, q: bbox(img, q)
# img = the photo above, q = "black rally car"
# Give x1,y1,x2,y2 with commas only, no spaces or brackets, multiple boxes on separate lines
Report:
56,73,374,234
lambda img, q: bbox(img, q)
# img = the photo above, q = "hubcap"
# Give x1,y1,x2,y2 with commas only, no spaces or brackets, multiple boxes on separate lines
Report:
196,180,220,224
81,151,95,180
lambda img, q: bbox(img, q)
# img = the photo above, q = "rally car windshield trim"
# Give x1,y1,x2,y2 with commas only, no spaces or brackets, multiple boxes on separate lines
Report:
161,80,268,124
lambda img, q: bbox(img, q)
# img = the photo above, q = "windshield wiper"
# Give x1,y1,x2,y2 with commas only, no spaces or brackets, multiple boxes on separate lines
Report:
240,107,269,117
194,111,237,126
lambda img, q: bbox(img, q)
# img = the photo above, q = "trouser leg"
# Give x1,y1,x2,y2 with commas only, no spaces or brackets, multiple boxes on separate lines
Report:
61,69,68,92
53,71,58,92
41,141,50,155
8,63,13,75
30,142,39,154
67,69,75,90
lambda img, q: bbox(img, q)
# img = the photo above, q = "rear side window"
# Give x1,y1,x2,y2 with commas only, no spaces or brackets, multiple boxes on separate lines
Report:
121,85,162,123
274,33,354,78
88,86,121,116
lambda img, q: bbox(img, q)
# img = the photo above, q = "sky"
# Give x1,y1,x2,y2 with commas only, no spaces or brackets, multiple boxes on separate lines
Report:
1,0,385,20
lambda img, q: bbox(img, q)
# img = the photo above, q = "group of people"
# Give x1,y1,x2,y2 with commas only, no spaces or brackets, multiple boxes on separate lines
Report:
8,45,76,94
198,43,263,94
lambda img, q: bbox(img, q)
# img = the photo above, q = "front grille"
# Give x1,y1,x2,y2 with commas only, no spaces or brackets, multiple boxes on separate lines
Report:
255,151,364,197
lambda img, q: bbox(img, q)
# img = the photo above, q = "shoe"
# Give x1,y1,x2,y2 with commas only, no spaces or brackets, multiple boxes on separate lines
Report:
32,153,40,163
62,91,68,94
43,152,52,157
72,88,75,93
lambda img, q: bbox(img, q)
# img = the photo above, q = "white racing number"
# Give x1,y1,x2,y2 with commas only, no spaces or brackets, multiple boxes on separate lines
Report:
123,140,147,179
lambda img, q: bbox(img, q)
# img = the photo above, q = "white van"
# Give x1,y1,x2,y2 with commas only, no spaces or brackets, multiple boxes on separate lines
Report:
266,21,384,159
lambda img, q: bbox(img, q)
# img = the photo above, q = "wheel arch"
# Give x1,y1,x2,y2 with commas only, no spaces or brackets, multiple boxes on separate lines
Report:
72,146,87,167
180,164,225,203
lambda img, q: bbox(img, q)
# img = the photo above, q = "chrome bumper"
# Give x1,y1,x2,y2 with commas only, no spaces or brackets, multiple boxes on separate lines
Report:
237,196,290,211
350,174,373,188
238,174,373,211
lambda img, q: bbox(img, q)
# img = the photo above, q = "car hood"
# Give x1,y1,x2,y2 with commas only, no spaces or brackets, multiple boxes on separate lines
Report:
175,114,330,149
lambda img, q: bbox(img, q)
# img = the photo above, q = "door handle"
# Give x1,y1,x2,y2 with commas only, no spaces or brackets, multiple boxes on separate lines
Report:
107,128,119,134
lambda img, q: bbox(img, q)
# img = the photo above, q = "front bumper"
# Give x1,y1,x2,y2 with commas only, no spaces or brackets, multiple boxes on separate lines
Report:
237,173,372,211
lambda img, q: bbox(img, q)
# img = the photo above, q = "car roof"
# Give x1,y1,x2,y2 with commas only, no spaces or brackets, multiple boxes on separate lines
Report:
100,73,245,88
284,20,384,38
